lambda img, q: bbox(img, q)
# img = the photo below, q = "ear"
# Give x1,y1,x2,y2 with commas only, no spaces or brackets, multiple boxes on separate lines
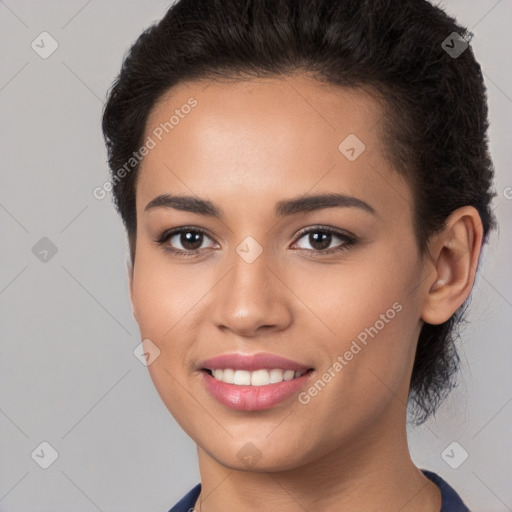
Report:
126,256,138,321
420,206,484,325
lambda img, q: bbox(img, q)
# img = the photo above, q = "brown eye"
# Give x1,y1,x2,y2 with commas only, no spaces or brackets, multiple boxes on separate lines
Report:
176,230,204,251
292,226,356,255
307,231,332,251
156,226,217,257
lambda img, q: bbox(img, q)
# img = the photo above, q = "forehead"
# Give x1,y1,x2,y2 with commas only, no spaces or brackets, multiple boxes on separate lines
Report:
137,74,411,219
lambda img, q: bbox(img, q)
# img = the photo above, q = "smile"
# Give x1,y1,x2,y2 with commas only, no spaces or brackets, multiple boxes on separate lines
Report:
206,368,306,386
198,352,315,411
205,368,308,386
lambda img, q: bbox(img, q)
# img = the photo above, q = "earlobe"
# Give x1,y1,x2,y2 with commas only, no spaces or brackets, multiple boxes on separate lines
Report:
420,206,483,325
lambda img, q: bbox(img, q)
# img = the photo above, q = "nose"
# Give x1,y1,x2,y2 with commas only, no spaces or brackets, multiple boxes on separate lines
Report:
211,247,293,338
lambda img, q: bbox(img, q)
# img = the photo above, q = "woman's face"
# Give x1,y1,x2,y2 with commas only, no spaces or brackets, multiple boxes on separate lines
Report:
130,75,429,470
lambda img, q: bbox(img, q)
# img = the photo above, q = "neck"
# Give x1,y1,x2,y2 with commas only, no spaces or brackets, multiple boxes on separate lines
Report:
193,401,441,512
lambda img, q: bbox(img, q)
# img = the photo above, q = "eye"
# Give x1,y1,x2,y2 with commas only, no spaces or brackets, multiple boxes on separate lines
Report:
155,226,218,257
155,225,356,258
291,226,356,255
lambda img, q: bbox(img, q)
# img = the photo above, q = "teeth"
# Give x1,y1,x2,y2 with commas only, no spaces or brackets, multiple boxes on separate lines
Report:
234,370,251,385
251,369,269,386
221,368,234,384
269,369,284,384
209,368,307,385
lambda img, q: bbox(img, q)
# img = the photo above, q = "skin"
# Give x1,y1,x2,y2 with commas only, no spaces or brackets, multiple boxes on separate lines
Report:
128,74,483,511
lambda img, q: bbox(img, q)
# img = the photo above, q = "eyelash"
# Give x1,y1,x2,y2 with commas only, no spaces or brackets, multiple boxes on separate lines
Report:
155,225,357,258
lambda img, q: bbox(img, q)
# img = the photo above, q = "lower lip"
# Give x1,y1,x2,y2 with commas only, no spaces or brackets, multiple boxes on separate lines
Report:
201,370,313,411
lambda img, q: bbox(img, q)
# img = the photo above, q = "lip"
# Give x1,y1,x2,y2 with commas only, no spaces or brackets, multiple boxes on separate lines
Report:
201,369,314,411
199,352,315,411
200,352,312,372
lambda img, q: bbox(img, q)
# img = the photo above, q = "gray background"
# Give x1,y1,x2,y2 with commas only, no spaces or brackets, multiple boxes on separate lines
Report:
0,1,511,511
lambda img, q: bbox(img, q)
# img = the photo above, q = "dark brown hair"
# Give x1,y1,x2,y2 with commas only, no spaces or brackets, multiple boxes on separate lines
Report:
102,0,497,424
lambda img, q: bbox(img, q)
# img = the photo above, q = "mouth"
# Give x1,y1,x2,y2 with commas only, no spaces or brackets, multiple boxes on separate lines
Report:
200,367,314,411
198,352,315,411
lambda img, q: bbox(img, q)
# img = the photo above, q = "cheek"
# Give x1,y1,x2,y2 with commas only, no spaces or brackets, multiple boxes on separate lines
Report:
130,260,197,408
130,253,205,427
131,248,204,340
288,244,421,401
287,243,418,338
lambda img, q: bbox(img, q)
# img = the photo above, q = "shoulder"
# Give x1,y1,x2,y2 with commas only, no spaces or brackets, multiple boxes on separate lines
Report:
422,470,471,512
166,483,201,512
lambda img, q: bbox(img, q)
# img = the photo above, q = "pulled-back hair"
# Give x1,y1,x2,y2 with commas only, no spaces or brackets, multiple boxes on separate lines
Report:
102,0,497,424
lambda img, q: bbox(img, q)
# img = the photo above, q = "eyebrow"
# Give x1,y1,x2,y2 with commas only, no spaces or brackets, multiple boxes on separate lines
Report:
144,193,377,217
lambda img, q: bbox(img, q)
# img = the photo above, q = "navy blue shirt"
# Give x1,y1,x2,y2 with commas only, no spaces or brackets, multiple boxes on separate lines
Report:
168,470,470,511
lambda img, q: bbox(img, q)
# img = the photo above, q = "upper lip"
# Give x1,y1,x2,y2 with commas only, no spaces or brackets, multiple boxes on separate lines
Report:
200,352,313,372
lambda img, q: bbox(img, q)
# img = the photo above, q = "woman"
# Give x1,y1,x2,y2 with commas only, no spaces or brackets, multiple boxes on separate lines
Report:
102,0,496,510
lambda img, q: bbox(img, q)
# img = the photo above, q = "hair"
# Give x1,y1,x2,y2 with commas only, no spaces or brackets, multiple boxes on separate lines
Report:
102,0,497,424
